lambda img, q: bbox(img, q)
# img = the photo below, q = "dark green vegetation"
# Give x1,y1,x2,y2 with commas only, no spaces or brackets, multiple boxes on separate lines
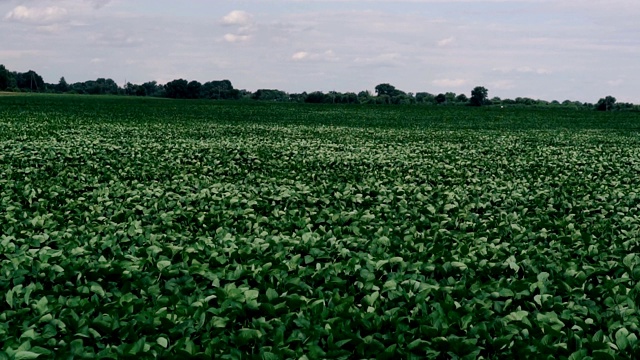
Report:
2,64,637,110
1,95,640,359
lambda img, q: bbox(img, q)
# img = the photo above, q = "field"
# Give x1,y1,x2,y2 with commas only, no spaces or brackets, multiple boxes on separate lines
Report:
1,95,640,359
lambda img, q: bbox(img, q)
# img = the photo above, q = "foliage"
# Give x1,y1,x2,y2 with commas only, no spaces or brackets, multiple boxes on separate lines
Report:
596,96,617,111
470,86,489,106
0,65,16,91
1,96,640,358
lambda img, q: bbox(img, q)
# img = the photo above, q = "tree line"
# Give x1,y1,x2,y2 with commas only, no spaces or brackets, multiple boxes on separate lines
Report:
0,64,636,111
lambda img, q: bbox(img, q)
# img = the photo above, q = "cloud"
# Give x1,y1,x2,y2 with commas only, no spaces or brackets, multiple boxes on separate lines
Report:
224,33,251,43
353,53,403,67
607,79,624,86
432,78,467,87
89,31,144,47
490,80,516,90
4,5,67,23
222,10,252,26
36,24,64,33
85,0,111,9
492,66,551,75
437,37,455,47
291,50,337,62
292,51,309,61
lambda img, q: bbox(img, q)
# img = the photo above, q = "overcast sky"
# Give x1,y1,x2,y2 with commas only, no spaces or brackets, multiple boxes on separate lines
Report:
1,0,638,103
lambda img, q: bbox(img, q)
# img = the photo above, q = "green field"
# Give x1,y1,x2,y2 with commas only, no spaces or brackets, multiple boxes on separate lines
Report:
1,95,640,359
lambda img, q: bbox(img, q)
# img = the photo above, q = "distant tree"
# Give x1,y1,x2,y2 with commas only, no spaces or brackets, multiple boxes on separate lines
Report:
375,83,397,97
444,92,457,104
455,94,468,104
55,77,69,93
201,80,237,100
252,89,288,101
357,90,372,104
435,93,446,104
415,92,435,104
470,86,488,106
0,64,16,91
343,92,359,104
305,91,328,104
14,70,45,92
125,82,147,96
164,79,189,99
141,81,163,97
596,96,616,111
187,80,202,99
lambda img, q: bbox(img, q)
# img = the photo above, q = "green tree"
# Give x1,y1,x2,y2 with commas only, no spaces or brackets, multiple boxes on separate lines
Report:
187,80,202,99
14,70,45,92
55,77,69,93
470,86,488,106
0,64,16,91
415,92,435,104
164,79,189,99
455,94,468,104
374,83,398,97
596,96,616,111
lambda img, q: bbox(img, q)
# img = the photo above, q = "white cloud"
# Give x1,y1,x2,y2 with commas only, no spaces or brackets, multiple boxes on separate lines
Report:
36,24,64,33
85,0,112,9
492,66,551,75
89,32,144,47
291,50,337,62
222,10,252,26
432,78,467,87
224,33,251,43
90,58,104,64
607,79,624,86
437,37,455,47
4,5,68,23
292,51,309,61
354,53,403,67
490,80,515,90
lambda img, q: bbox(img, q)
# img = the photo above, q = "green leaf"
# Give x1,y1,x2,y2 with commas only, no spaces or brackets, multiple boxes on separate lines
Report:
505,311,529,322
616,328,630,350
498,288,514,297
90,284,106,297
211,317,228,328
568,350,588,360
5,289,13,309
238,329,262,341
451,261,467,270
35,297,48,315
537,272,550,282
14,351,41,360
383,280,397,291
244,289,259,302
20,329,37,340
157,337,168,349
262,352,279,360
157,260,171,271
592,350,615,360
408,339,429,350
266,288,279,302
623,253,636,268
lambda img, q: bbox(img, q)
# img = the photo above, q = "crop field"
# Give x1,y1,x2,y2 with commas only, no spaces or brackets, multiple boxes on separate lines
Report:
1,95,640,359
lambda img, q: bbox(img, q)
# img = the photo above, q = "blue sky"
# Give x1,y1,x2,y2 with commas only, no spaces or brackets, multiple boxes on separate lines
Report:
1,0,638,103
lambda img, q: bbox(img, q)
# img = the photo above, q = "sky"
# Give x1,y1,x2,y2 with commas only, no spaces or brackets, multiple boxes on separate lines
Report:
1,0,638,103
